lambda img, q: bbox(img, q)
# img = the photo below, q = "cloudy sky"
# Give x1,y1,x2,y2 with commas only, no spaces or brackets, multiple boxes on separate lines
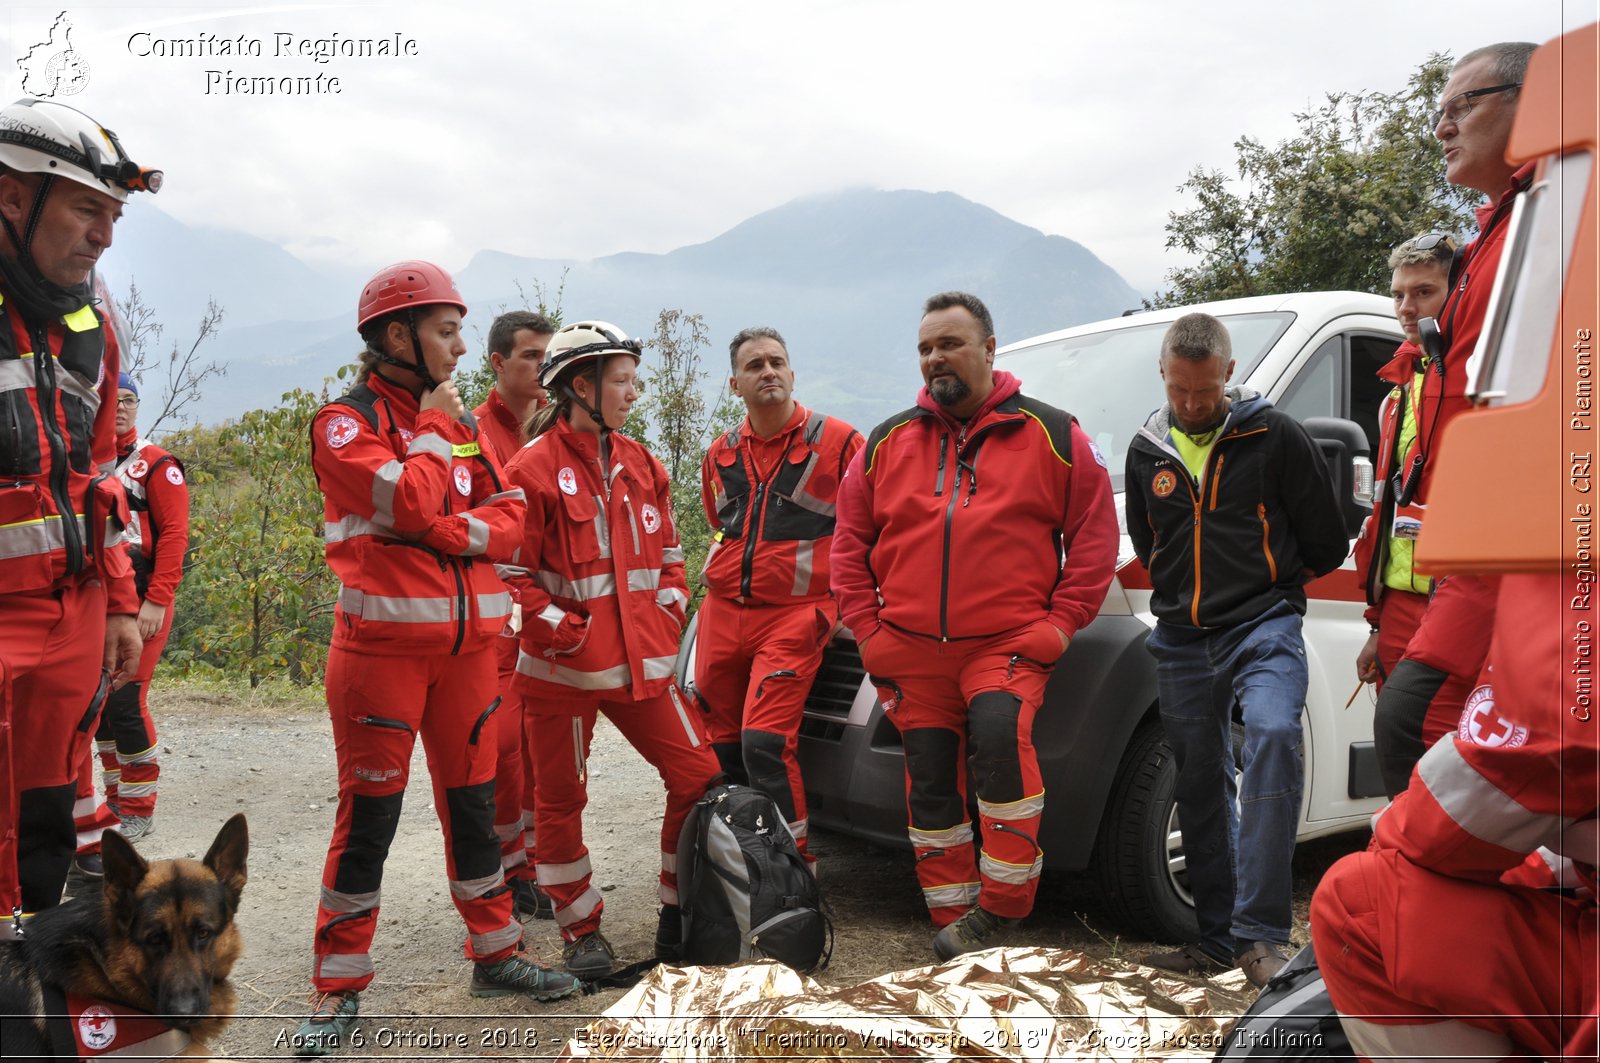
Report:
0,0,1582,293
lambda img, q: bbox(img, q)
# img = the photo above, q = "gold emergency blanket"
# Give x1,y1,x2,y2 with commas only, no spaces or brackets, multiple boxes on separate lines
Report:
561,948,1255,1060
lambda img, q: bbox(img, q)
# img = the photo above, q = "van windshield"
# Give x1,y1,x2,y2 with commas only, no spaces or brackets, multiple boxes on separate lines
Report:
997,311,1295,491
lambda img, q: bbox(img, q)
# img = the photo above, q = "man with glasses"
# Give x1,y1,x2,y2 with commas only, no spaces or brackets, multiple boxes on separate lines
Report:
66,371,192,893
1352,233,1463,797
1368,41,1537,798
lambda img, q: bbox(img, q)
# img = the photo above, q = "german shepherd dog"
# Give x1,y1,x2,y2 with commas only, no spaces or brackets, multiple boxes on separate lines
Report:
0,814,247,1060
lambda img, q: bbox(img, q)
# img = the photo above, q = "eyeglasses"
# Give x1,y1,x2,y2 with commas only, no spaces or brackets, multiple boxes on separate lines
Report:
1431,83,1521,130
116,396,139,407
1413,232,1457,254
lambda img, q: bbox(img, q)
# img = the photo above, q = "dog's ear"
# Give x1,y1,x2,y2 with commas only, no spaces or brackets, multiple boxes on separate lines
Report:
203,814,248,908
101,828,149,926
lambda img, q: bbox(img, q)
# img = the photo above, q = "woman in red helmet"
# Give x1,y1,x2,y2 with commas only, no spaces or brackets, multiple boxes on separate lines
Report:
295,262,577,1058
502,321,720,978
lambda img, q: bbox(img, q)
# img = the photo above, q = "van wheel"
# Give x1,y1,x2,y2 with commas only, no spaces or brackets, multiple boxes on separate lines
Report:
1090,719,1243,943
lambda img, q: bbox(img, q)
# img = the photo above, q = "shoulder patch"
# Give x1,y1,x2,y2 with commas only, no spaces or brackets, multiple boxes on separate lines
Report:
1088,441,1107,469
325,414,361,449
164,464,185,486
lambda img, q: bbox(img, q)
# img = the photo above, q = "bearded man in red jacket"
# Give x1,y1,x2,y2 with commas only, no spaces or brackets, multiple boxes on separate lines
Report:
832,291,1118,961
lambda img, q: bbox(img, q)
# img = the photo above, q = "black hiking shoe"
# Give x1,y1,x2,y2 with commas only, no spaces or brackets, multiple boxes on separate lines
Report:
931,904,1016,961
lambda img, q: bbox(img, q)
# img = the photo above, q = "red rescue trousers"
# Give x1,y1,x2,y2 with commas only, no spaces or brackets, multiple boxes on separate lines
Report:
0,581,108,927
72,606,172,854
1373,576,1495,796
526,685,718,942
857,619,1060,925
311,646,521,993
692,595,833,854
1311,848,1596,1061
491,633,535,882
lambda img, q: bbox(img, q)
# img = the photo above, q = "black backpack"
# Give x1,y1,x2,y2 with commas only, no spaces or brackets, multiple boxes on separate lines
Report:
1213,942,1355,1061
676,782,831,972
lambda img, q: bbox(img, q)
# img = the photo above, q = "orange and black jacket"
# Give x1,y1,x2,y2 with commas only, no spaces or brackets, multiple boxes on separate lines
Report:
1125,388,1348,630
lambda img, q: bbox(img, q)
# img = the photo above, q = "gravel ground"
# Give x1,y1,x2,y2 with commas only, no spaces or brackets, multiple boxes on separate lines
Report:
122,685,1365,1060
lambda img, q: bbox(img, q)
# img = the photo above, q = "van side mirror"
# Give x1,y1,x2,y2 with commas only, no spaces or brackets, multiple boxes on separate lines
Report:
1302,416,1373,540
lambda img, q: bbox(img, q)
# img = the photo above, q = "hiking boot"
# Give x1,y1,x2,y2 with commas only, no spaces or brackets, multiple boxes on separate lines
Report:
561,930,616,978
1140,943,1232,978
117,815,155,844
654,905,682,964
510,877,555,921
294,989,359,1057
1235,940,1291,989
63,853,104,900
470,949,580,1000
931,904,1016,961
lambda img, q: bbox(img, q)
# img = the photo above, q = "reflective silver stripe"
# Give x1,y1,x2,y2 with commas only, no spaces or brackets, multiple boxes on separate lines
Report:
531,654,677,691
1339,1015,1515,1062
450,869,504,901
372,459,403,521
592,496,612,558
0,514,66,560
657,587,688,610
643,655,677,681
0,357,32,393
537,603,566,630
626,504,642,552
909,822,974,849
659,882,679,905
791,540,814,596
628,567,661,592
979,850,1043,885
1417,738,1572,853
485,488,526,504
462,514,490,555
324,513,395,543
72,794,98,817
789,818,808,841
320,886,379,913
117,742,158,765
117,780,157,798
662,545,685,564
923,882,980,909
318,953,375,980
572,717,586,784
554,885,602,928
338,586,454,624
668,684,703,749
536,570,616,602
406,433,453,460
477,591,512,620
712,488,729,513
502,850,529,872
102,1028,194,1059
660,852,676,876
979,792,1046,821
471,919,524,957
55,366,98,409
496,562,532,580
537,855,593,886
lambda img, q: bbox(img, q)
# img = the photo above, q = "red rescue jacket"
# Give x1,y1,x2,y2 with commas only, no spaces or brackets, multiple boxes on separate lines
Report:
503,418,688,701
310,373,524,655
113,429,189,608
472,387,539,467
1353,341,1426,624
0,283,137,611
1406,163,1535,507
832,371,1118,643
700,403,861,605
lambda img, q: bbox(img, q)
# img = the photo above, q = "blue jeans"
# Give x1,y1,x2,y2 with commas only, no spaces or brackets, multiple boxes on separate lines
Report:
1146,600,1307,961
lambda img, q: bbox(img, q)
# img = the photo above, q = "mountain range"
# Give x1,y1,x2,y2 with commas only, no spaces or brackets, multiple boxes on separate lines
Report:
97,188,1144,433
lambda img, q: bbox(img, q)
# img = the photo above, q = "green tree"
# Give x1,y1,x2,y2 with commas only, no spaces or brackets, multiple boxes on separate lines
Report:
628,308,741,608
167,387,336,687
456,270,569,410
1154,56,1481,307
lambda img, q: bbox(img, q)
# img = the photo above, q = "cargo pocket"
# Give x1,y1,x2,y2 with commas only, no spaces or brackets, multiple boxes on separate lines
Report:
560,490,603,562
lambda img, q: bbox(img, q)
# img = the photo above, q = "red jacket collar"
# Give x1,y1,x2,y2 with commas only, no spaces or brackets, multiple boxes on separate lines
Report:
916,370,1022,429
1378,340,1425,385
366,371,421,417
116,427,138,455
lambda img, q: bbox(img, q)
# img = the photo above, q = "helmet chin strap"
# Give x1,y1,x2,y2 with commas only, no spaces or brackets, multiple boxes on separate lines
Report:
371,311,437,392
561,364,613,468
